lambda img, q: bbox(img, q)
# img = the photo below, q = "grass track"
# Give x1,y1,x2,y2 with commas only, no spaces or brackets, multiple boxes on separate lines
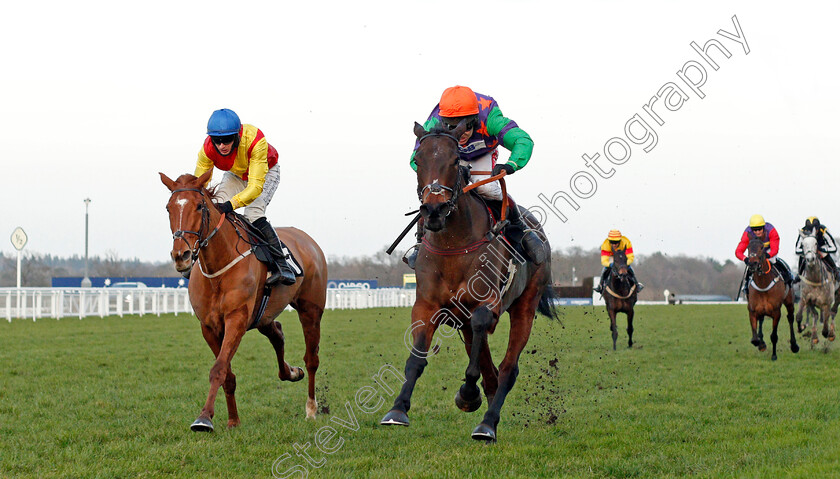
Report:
0,305,838,478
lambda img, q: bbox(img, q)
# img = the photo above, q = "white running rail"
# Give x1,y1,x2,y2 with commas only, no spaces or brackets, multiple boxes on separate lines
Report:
1,287,418,321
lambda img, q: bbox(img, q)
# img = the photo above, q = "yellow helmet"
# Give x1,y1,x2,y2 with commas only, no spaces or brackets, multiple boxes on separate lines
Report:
749,214,765,228
807,216,819,224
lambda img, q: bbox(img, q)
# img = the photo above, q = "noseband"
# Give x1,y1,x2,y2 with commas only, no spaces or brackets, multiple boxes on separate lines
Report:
416,132,465,211
169,187,226,274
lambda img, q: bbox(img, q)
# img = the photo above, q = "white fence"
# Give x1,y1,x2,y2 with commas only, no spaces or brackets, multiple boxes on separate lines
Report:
1,287,193,321
1,287,418,321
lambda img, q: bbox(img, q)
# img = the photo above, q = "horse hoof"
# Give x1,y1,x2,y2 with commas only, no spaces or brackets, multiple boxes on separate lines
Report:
771,354,777,361
471,423,497,443
812,337,820,345
758,343,767,352
380,409,409,426
791,343,800,353
286,367,305,382
750,338,761,347
455,389,482,413
190,417,214,432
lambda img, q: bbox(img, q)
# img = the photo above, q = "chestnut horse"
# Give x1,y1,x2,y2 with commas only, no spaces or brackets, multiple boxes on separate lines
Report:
379,122,560,443
745,238,799,360
603,248,637,350
160,172,327,432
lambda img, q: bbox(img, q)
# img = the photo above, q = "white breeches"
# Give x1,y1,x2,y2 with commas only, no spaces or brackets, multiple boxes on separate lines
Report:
215,164,281,222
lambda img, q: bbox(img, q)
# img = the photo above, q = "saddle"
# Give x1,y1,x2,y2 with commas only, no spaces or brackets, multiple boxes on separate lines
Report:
247,223,304,278
479,193,530,262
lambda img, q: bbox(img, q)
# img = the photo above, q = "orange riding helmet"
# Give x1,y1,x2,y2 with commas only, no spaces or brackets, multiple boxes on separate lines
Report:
439,86,479,118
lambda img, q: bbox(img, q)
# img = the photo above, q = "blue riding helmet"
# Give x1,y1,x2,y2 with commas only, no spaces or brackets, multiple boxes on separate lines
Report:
206,109,241,136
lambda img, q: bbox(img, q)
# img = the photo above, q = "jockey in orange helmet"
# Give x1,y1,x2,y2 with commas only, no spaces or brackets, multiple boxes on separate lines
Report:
734,214,794,295
793,216,839,282
594,229,643,293
404,86,545,268
195,108,295,285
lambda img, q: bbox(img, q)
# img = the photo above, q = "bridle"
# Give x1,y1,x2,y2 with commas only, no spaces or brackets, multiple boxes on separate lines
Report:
416,132,465,213
169,188,226,275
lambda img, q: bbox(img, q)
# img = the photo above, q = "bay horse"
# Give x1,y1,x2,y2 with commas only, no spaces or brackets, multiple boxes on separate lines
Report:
745,238,799,360
379,122,560,443
603,248,637,350
160,172,327,432
795,234,836,344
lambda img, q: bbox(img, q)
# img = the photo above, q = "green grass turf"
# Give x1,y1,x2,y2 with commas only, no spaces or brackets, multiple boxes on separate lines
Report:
0,305,838,478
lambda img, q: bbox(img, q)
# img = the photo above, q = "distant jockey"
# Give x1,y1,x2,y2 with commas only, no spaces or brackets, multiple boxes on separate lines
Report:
404,86,546,269
594,229,643,294
793,216,839,282
195,108,295,285
735,214,793,295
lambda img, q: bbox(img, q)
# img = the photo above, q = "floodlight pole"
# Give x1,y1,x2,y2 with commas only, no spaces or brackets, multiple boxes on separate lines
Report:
82,198,92,288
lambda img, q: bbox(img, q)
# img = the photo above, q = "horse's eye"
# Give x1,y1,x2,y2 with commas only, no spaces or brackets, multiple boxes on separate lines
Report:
196,204,202,211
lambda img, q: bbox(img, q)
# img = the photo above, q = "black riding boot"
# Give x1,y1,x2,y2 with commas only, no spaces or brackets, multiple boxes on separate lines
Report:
743,271,752,299
775,258,793,286
628,265,644,292
253,217,296,286
403,217,424,270
502,198,546,265
824,255,840,281
794,256,805,284
594,268,610,293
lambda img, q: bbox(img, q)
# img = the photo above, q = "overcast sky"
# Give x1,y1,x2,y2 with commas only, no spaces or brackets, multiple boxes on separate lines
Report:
2,1,837,270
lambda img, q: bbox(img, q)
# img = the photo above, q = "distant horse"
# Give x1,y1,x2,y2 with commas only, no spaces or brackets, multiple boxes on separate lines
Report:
160,172,327,432
795,234,836,344
603,248,638,350
745,238,799,360
379,122,559,442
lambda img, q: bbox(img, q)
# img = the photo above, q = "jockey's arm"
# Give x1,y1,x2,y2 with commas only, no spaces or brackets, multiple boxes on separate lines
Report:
230,139,269,209
486,106,533,172
821,229,838,253
195,149,215,186
768,227,780,258
600,240,613,267
624,239,635,264
409,117,442,172
735,231,750,261
794,234,804,255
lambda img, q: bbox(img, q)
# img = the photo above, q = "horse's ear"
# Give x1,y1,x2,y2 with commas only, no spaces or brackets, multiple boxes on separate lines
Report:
450,119,467,139
160,172,176,191
414,122,427,139
197,170,212,189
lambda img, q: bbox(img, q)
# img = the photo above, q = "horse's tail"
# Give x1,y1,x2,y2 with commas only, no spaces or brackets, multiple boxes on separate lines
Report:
537,281,562,322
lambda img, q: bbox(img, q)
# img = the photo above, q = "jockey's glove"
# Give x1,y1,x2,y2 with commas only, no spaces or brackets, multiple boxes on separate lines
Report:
743,257,749,265
492,163,515,177
214,201,234,214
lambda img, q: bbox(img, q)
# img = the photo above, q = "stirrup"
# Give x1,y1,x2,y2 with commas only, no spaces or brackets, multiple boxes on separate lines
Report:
491,219,510,236
402,244,420,270
267,258,296,286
